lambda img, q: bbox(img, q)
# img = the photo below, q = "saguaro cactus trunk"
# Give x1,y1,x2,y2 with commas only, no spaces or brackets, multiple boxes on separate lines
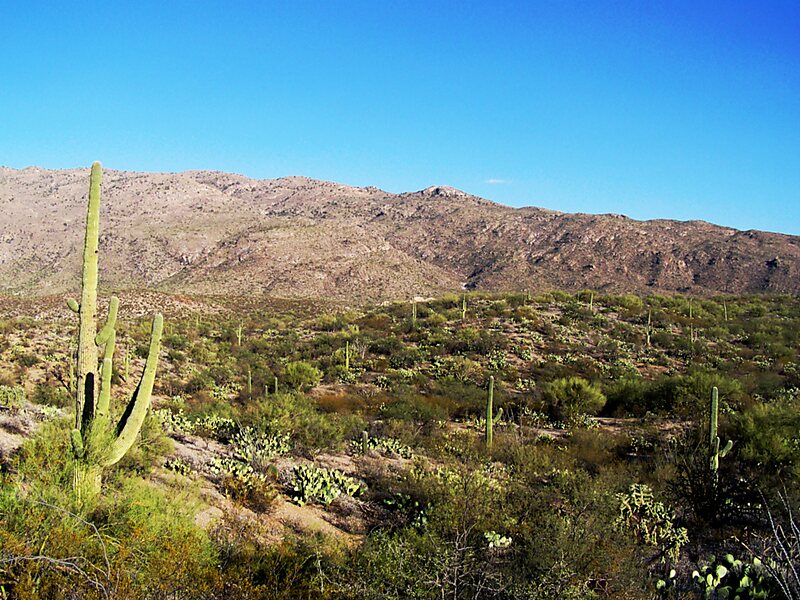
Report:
709,386,733,485
68,162,164,501
486,376,494,448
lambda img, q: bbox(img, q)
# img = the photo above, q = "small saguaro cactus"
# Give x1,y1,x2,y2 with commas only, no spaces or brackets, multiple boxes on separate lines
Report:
411,299,417,328
646,309,652,347
485,376,502,448
361,430,369,455
345,339,351,371
67,162,164,500
461,294,467,320
486,376,494,448
236,321,243,346
709,386,733,481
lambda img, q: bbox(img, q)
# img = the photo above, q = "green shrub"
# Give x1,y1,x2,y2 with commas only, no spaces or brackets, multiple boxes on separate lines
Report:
31,382,70,408
672,369,743,416
0,424,219,597
734,400,800,476
210,458,278,511
193,413,238,442
379,393,451,423
542,377,606,422
0,384,24,409
284,361,322,391
114,411,173,475
249,393,359,451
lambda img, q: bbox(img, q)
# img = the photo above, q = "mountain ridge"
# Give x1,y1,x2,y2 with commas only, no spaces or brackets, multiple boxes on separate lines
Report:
0,166,797,300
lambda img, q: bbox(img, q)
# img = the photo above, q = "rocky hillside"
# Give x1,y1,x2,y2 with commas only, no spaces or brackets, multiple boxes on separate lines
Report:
1,166,798,300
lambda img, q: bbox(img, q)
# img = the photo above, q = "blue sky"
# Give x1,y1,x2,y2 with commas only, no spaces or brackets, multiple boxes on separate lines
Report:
1,1,798,234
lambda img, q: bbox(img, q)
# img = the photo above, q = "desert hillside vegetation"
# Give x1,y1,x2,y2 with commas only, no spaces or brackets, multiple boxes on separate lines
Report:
1,289,799,598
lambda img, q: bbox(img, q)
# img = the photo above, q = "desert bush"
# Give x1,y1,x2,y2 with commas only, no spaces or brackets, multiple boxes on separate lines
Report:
248,392,361,451
0,423,219,598
733,400,800,478
345,527,506,599
114,411,173,476
542,377,606,422
212,522,347,597
0,384,24,409
193,413,238,442
379,392,451,423
504,465,643,597
211,458,278,511
672,370,743,416
31,382,70,408
388,346,423,369
283,361,322,391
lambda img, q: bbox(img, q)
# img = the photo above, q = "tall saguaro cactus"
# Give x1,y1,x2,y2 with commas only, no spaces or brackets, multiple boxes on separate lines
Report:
709,386,733,482
67,162,164,500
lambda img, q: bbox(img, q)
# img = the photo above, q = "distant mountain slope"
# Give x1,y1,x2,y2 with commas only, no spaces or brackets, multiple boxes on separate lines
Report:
0,166,797,299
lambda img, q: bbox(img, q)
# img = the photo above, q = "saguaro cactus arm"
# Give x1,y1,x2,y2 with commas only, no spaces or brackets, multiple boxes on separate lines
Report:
95,296,119,346
96,342,114,420
102,313,163,467
95,296,119,419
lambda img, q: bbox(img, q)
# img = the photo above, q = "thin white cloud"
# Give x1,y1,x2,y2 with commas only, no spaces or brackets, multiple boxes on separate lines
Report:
485,178,511,185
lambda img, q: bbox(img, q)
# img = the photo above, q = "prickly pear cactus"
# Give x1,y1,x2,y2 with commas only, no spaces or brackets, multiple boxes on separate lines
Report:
290,464,362,506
